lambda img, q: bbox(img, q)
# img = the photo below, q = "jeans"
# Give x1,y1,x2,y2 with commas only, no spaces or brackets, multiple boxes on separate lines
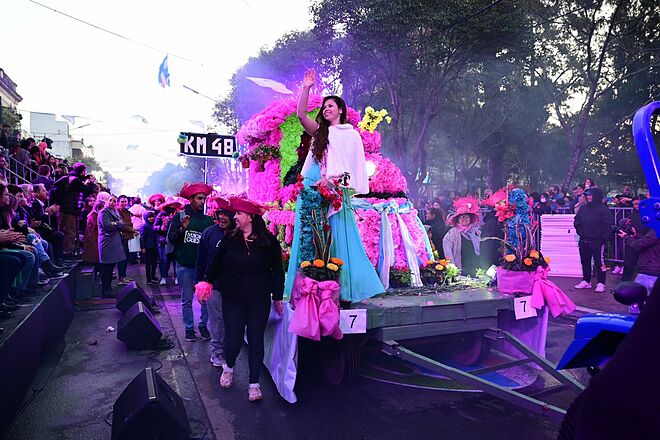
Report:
117,239,129,279
579,240,606,284
158,244,175,279
0,252,24,302
222,295,271,383
176,265,208,330
208,290,225,356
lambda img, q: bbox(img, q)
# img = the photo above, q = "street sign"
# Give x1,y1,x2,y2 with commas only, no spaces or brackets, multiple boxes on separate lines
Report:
179,133,237,158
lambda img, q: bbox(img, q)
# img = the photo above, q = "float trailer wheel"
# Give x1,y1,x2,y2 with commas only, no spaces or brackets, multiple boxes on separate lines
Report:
451,331,492,366
321,336,361,385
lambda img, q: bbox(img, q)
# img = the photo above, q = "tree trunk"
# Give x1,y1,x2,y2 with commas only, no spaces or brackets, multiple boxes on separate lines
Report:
562,141,583,189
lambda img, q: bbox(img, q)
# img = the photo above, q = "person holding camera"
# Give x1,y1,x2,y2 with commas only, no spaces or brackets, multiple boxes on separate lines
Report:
619,224,660,292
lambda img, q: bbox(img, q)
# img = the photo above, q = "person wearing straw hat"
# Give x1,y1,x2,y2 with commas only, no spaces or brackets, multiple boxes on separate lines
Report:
206,197,284,402
168,182,215,342
196,196,235,367
443,196,483,277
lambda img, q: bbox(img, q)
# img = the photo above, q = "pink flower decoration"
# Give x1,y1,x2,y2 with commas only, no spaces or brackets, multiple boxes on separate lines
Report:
360,129,382,153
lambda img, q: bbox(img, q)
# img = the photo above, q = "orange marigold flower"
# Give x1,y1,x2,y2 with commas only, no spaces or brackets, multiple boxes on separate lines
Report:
530,250,540,259
330,257,344,266
327,263,339,271
426,260,434,266
313,259,325,268
544,256,551,263
435,264,445,271
523,258,533,266
300,261,311,269
504,254,516,262
438,259,448,266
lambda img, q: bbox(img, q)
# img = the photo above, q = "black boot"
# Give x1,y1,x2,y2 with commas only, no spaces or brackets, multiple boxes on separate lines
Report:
44,259,65,274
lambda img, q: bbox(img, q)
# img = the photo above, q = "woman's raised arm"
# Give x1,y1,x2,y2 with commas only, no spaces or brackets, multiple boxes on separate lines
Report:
297,69,319,136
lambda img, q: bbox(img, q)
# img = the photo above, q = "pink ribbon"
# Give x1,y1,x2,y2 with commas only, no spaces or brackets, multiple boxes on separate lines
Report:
531,266,576,318
318,281,342,340
288,275,342,341
288,275,322,341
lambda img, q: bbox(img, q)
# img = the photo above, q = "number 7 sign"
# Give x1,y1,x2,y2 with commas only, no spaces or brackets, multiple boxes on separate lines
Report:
514,295,538,320
339,309,367,334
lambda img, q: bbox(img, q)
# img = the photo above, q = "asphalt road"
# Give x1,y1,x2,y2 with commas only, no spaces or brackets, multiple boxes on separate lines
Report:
4,268,628,440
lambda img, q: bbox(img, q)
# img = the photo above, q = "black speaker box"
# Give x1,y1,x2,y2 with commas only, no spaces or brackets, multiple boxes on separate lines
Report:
117,301,163,350
112,367,191,440
117,281,154,313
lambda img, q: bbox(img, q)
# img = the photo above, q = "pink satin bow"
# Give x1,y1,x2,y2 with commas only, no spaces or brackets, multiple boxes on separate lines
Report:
288,275,342,341
531,266,576,318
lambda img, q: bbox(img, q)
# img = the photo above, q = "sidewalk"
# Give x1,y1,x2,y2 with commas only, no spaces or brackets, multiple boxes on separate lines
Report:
550,274,629,314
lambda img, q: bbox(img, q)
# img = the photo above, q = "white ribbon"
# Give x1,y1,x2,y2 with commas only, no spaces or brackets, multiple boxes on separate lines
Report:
372,200,423,288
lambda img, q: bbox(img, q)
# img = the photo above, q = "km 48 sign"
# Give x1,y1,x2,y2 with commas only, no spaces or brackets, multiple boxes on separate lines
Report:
179,133,236,158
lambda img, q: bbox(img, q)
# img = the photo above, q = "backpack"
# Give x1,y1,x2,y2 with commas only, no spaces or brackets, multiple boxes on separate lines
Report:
50,176,68,205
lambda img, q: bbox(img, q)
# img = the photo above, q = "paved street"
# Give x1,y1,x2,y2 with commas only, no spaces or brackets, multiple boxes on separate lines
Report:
4,267,630,440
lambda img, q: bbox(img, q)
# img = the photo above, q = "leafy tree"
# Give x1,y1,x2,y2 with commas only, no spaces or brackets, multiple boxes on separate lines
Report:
532,0,660,189
313,0,534,198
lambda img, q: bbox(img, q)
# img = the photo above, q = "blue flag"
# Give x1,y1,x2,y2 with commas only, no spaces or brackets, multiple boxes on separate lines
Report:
158,55,170,88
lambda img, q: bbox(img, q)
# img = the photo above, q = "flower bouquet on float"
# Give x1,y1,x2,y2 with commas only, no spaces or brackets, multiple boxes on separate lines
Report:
288,189,344,341
420,259,460,286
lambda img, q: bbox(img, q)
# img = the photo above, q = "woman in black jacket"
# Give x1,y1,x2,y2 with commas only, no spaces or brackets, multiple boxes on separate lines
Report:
207,197,284,402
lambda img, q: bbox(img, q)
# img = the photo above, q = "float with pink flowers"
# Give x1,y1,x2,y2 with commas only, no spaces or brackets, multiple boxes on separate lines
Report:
237,96,580,421
236,95,438,290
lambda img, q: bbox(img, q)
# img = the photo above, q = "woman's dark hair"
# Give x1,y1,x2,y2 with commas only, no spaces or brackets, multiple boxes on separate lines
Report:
312,96,347,163
427,207,446,223
229,213,272,247
117,195,128,202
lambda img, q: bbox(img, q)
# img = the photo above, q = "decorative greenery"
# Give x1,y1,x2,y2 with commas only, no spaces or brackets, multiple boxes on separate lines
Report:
420,259,460,286
389,267,411,288
278,112,313,182
238,144,281,164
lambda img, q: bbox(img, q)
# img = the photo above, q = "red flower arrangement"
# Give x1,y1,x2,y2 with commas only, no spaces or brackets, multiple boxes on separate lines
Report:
317,180,343,211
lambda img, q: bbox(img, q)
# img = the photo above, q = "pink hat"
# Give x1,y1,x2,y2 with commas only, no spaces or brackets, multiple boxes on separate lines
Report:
148,193,165,205
179,182,213,199
447,196,481,225
229,197,266,216
213,196,235,214
482,189,507,207
160,196,183,211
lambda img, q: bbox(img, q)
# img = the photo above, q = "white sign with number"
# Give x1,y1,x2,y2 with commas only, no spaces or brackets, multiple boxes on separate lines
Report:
339,309,367,334
514,295,538,320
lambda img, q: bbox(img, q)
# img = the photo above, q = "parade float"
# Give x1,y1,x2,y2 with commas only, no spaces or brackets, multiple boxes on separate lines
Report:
235,97,581,421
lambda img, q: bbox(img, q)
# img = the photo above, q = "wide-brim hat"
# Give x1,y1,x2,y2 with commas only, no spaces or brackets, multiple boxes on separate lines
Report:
229,197,266,216
160,196,183,211
483,189,507,207
447,196,481,225
148,193,165,205
180,182,213,199
212,196,235,215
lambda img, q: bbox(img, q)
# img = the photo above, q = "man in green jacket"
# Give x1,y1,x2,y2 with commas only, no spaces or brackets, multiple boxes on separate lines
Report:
168,182,215,341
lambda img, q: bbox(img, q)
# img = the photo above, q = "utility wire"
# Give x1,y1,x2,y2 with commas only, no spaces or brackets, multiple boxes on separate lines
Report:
27,0,233,74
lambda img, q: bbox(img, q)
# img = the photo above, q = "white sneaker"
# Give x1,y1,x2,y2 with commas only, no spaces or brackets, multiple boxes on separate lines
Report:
210,352,224,367
612,266,621,274
595,283,606,293
174,277,179,286
574,281,592,289
159,278,167,286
